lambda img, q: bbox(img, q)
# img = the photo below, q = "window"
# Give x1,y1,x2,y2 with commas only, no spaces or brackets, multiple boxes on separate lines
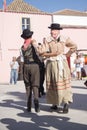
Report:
22,18,30,31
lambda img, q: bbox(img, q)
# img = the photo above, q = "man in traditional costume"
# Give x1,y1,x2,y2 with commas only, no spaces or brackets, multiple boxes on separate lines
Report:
21,29,40,113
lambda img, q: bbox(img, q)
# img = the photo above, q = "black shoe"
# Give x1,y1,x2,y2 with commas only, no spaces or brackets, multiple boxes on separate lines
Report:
63,103,69,113
27,107,31,112
50,105,58,110
34,99,40,113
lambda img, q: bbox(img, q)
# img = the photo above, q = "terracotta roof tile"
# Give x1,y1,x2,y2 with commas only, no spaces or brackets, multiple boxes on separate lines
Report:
52,9,87,16
6,0,48,14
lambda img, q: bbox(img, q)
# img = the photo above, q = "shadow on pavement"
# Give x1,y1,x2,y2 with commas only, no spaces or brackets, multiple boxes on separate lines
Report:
72,86,87,89
0,86,87,130
1,115,87,130
70,93,87,111
0,89,87,113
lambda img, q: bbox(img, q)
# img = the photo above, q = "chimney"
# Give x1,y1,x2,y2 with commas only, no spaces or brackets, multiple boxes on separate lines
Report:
3,0,7,12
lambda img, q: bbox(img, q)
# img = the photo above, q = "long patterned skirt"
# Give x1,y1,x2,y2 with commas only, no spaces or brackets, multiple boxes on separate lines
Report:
46,60,73,105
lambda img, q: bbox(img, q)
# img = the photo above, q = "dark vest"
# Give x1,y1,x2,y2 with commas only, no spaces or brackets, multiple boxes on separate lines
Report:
21,44,41,65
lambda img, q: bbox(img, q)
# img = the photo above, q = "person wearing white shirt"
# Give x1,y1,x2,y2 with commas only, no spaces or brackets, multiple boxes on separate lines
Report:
10,57,19,84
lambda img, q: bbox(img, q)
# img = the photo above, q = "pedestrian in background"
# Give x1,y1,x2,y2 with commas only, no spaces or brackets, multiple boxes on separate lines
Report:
10,56,19,84
74,54,81,80
20,29,40,113
39,23,77,113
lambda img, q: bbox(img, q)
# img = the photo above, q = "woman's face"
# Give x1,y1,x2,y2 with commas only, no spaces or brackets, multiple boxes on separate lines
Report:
13,57,16,61
51,29,60,39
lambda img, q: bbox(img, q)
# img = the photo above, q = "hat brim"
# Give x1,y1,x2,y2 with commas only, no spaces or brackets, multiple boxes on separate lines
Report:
48,27,63,30
21,31,33,39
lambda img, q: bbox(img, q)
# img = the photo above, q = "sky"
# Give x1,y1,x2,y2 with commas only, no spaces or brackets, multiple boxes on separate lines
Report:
0,0,87,13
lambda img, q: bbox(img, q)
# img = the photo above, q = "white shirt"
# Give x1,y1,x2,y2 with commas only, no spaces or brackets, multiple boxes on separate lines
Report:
80,57,84,68
10,61,19,70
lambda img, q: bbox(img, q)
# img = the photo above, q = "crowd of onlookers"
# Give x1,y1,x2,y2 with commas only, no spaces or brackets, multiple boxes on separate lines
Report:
71,53,87,87
74,53,85,80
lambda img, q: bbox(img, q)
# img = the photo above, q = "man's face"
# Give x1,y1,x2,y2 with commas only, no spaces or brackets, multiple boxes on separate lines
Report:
24,37,32,42
50,29,60,39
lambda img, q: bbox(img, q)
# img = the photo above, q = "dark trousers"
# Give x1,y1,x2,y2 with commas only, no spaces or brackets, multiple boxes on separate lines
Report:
39,62,45,95
23,63,40,109
26,86,39,109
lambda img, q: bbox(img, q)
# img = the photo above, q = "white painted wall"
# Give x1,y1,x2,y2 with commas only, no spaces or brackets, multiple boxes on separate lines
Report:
53,15,87,26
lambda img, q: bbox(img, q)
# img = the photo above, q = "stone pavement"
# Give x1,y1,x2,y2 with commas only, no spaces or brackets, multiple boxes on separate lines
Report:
0,80,87,130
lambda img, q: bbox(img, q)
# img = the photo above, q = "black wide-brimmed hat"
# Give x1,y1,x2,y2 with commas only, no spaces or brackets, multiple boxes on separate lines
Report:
21,29,33,39
48,23,63,30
